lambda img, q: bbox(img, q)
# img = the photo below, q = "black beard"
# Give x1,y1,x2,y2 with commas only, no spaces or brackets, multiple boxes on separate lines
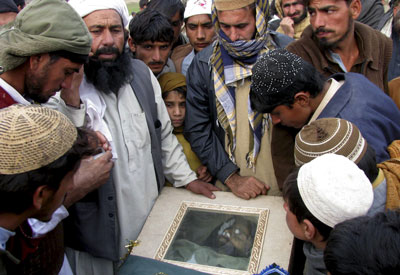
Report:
292,10,307,24
84,49,133,95
315,16,353,50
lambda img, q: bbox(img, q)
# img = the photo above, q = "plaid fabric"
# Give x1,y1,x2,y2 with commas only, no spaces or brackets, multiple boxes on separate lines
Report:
210,0,270,168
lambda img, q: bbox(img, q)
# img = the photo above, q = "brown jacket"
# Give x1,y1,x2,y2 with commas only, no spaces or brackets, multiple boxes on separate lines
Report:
171,43,193,74
287,22,392,94
388,77,400,110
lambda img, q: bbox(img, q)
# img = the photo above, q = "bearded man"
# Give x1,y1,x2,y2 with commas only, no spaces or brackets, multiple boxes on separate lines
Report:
63,1,219,274
275,0,310,39
286,0,392,93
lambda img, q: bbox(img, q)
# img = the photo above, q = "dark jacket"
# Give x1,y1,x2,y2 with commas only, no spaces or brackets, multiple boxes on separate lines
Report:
272,73,400,188
184,31,293,183
64,60,164,261
287,22,392,94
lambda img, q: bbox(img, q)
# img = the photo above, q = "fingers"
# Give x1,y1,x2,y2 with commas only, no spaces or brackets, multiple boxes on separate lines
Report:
95,131,111,151
200,187,216,199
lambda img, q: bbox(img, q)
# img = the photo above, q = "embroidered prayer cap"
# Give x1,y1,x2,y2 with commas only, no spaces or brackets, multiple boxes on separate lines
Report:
298,154,373,228
69,0,130,27
184,0,212,19
158,72,186,94
0,0,18,13
0,0,92,74
251,48,304,98
295,118,368,166
0,104,77,175
214,0,255,11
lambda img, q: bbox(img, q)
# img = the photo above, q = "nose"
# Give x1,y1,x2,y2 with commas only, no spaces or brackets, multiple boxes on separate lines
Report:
101,29,115,47
270,114,281,125
228,28,239,42
312,12,325,28
152,48,161,62
196,27,205,40
173,106,182,116
288,5,296,15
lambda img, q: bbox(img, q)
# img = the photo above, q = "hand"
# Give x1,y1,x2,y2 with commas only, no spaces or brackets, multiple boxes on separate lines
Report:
63,151,114,207
60,66,84,108
196,165,212,183
94,131,111,152
225,173,269,200
185,180,221,199
280,17,295,38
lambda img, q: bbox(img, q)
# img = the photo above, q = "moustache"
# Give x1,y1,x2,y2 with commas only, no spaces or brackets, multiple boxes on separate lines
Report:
91,47,120,59
288,11,300,17
314,27,334,35
148,61,164,66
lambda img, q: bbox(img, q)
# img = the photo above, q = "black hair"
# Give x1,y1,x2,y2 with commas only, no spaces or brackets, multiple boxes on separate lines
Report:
283,169,333,240
324,210,400,275
129,9,174,45
355,143,379,183
139,0,148,9
250,57,326,114
162,86,187,100
0,128,99,214
49,50,88,65
146,0,185,21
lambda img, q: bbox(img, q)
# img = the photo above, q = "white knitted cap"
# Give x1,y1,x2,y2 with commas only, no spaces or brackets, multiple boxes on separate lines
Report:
298,154,373,228
184,0,212,19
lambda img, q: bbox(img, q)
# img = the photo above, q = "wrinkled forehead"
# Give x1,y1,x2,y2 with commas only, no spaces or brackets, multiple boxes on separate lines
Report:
83,9,124,28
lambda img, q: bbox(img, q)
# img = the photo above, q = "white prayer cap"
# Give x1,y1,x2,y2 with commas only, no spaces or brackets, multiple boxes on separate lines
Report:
184,0,212,19
298,154,373,228
69,0,130,27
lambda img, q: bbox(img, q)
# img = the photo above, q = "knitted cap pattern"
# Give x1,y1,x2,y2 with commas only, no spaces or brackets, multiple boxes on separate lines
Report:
0,104,77,174
295,118,367,166
251,49,304,97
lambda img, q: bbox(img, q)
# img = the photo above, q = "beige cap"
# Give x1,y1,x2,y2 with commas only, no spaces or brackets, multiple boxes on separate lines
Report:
214,0,255,11
0,104,77,175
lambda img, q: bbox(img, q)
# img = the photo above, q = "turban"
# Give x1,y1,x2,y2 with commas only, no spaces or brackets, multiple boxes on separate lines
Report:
0,0,92,73
184,0,212,19
213,0,255,11
158,72,186,94
69,0,129,27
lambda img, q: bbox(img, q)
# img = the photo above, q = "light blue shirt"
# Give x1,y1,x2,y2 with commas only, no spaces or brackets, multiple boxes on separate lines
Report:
0,227,15,250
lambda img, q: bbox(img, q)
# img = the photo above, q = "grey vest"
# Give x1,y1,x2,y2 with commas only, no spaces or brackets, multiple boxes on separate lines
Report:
64,60,164,261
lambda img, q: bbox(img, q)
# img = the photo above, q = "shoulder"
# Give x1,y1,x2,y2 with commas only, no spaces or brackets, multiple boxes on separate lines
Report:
171,44,193,61
355,22,391,44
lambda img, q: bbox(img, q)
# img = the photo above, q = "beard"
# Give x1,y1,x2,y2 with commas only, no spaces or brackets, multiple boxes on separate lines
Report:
393,12,400,35
291,9,307,24
84,47,133,95
24,62,55,103
314,16,353,50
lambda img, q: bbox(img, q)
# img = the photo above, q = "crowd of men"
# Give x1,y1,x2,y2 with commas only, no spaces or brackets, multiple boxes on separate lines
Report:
0,0,399,274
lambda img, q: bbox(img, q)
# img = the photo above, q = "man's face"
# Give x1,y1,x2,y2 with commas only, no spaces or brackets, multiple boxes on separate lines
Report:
270,102,311,129
34,171,73,222
308,0,355,49
170,11,184,44
282,0,307,24
25,55,81,103
129,40,172,75
83,9,125,62
185,14,215,52
164,90,186,128
217,6,256,41
283,201,307,241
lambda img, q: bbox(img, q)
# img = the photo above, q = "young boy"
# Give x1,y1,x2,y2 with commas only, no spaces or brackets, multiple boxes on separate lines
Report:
283,154,373,275
158,72,212,182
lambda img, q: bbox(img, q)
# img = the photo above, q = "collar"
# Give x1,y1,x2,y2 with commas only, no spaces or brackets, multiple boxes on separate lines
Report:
0,227,15,251
372,168,385,189
0,78,30,105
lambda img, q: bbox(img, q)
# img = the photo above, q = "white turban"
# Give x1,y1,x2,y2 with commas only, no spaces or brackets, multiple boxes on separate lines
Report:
69,0,129,27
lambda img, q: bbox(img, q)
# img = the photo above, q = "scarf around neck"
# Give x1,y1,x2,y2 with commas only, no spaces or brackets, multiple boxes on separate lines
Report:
210,0,271,168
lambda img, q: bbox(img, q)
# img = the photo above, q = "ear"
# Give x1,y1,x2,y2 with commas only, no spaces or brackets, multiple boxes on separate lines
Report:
128,37,136,53
32,185,48,210
294,91,310,106
349,0,361,19
301,219,317,241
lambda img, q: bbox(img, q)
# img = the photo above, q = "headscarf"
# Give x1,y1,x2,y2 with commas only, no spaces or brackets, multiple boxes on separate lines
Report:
69,0,130,27
210,0,270,168
158,72,186,94
0,0,92,73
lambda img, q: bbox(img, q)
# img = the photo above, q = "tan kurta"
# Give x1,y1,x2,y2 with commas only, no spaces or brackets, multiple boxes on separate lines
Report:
230,80,279,195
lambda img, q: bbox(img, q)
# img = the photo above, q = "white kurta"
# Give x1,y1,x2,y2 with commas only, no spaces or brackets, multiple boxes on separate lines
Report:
57,69,197,275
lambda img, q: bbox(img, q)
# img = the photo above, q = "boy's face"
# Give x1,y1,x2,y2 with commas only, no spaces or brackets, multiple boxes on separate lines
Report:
283,201,307,240
164,90,186,128
128,39,172,76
